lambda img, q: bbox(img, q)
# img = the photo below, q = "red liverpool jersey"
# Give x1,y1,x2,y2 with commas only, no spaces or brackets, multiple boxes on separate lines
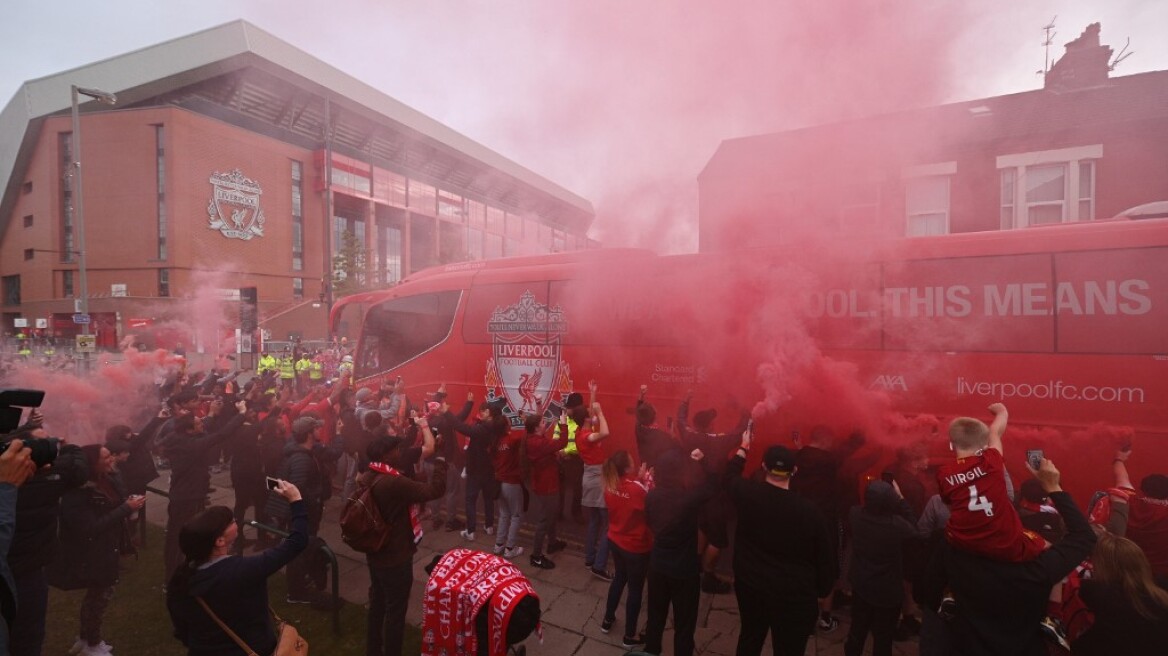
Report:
937,447,1045,562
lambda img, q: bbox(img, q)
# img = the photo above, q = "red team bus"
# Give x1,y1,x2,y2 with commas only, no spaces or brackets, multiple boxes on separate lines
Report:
331,218,1168,500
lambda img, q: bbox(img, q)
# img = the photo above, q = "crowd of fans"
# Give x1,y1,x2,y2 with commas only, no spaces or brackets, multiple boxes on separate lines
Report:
0,352,1165,656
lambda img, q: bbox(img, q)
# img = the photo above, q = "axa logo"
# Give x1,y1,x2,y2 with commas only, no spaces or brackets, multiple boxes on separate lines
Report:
870,374,908,391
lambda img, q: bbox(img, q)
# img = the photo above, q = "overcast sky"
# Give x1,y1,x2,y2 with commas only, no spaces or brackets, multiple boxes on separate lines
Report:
2,0,1165,252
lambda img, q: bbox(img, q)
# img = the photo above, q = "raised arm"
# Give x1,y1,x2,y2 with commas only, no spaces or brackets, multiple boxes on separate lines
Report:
415,412,436,459
1112,445,1133,489
586,402,609,442
677,390,693,435
987,402,1008,455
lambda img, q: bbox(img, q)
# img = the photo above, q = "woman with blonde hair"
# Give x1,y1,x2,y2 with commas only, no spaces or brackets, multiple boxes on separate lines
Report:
1072,532,1168,655
599,449,654,649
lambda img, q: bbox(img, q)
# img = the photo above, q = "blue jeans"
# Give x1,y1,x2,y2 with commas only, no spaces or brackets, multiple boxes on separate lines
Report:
605,540,650,638
584,507,610,570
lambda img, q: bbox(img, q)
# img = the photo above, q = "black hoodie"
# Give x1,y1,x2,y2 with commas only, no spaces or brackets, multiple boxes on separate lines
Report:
847,480,916,608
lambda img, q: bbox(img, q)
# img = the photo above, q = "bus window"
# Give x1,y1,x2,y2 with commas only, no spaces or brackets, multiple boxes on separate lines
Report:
358,291,461,376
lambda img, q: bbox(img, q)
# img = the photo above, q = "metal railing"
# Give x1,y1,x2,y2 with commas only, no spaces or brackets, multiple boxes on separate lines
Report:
247,519,342,636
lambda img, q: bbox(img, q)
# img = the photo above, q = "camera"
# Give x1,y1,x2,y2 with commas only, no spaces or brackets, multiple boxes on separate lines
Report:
0,389,61,468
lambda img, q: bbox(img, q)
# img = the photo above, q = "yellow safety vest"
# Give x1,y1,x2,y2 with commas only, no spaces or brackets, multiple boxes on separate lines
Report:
278,356,296,379
257,354,276,373
295,358,312,374
309,361,323,380
555,416,580,456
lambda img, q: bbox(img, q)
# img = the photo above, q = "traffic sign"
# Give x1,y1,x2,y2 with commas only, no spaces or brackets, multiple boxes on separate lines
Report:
72,313,91,324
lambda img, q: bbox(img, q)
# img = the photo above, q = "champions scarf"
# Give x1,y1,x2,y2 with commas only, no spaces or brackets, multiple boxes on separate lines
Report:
368,462,423,544
421,548,541,656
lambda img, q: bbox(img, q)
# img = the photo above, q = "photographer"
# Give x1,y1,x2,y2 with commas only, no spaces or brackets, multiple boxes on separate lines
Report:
3,403,88,656
1,440,38,654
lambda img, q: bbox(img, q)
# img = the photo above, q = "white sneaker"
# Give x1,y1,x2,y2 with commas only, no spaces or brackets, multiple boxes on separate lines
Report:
80,642,113,656
484,526,495,536
460,529,476,541
493,543,505,555
68,638,85,655
504,546,524,559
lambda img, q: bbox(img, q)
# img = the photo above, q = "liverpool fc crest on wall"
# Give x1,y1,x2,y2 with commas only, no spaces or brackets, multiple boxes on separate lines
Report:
207,169,265,240
484,290,574,427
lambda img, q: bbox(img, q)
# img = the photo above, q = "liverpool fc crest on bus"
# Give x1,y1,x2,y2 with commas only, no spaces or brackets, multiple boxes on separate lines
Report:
485,291,573,426
207,169,265,240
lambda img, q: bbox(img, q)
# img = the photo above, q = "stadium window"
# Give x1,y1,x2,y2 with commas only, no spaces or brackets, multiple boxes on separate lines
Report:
23,215,33,228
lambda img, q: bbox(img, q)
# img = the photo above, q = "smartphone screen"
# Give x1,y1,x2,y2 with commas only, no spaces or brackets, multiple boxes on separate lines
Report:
265,476,280,491
1026,449,1044,470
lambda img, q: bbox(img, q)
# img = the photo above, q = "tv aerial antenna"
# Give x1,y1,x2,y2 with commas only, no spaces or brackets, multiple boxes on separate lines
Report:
1038,16,1057,75
1109,37,1133,71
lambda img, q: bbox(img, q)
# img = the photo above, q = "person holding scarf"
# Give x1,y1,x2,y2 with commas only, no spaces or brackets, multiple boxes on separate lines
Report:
357,435,448,656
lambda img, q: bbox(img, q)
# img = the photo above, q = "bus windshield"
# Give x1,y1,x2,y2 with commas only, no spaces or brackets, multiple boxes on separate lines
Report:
356,290,461,377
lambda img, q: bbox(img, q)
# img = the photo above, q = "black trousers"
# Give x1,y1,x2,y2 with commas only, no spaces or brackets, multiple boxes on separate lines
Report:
557,455,583,518
232,474,269,533
643,569,700,656
367,561,413,656
165,498,207,582
844,597,900,656
734,581,818,656
8,567,48,656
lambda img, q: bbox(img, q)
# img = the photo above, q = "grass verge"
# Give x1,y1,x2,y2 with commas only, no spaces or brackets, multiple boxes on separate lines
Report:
45,524,420,655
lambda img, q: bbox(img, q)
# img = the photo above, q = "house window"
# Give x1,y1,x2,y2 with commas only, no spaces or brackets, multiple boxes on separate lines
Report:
293,277,304,299
23,249,34,261
1000,169,1016,229
22,215,33,228
22,181,32,194
158,269,170,297
2,275,20,306
63,270,74,298
997,145,1100,228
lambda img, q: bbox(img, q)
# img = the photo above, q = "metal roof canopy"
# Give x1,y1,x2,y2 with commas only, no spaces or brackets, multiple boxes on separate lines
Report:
0,20,593,239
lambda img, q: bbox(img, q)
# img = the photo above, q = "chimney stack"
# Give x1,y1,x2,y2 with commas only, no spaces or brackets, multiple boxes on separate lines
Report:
1045,23,1113,91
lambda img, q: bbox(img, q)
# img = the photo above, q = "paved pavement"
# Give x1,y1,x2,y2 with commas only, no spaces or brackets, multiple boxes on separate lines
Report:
145,469,921,655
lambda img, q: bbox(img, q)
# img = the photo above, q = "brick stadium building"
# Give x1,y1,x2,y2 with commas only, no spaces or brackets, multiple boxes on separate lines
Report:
0,20,593,353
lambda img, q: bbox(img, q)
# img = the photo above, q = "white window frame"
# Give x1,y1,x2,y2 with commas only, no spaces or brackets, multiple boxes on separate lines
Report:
997,145,1101,228
902,162,956,236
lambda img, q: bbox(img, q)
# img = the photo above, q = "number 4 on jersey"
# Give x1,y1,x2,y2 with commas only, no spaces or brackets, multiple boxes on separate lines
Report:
967,484,995,517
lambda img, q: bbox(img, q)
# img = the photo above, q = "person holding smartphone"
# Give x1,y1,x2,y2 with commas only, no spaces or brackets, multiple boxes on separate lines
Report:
167,479,307,655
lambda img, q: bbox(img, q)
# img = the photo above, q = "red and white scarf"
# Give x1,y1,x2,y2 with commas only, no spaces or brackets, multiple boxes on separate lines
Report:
368,462,423,544
421,548,541,656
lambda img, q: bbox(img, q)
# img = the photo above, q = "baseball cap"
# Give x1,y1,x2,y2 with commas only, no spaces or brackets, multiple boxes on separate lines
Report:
342,355,353,363
291,416,324,434
763,445,795,475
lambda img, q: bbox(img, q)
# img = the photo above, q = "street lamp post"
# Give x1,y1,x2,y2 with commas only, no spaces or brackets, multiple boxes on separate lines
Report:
70,85,116,372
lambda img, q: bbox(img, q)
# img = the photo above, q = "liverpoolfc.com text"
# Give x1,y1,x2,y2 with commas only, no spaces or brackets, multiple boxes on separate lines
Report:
957,377,1145,403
